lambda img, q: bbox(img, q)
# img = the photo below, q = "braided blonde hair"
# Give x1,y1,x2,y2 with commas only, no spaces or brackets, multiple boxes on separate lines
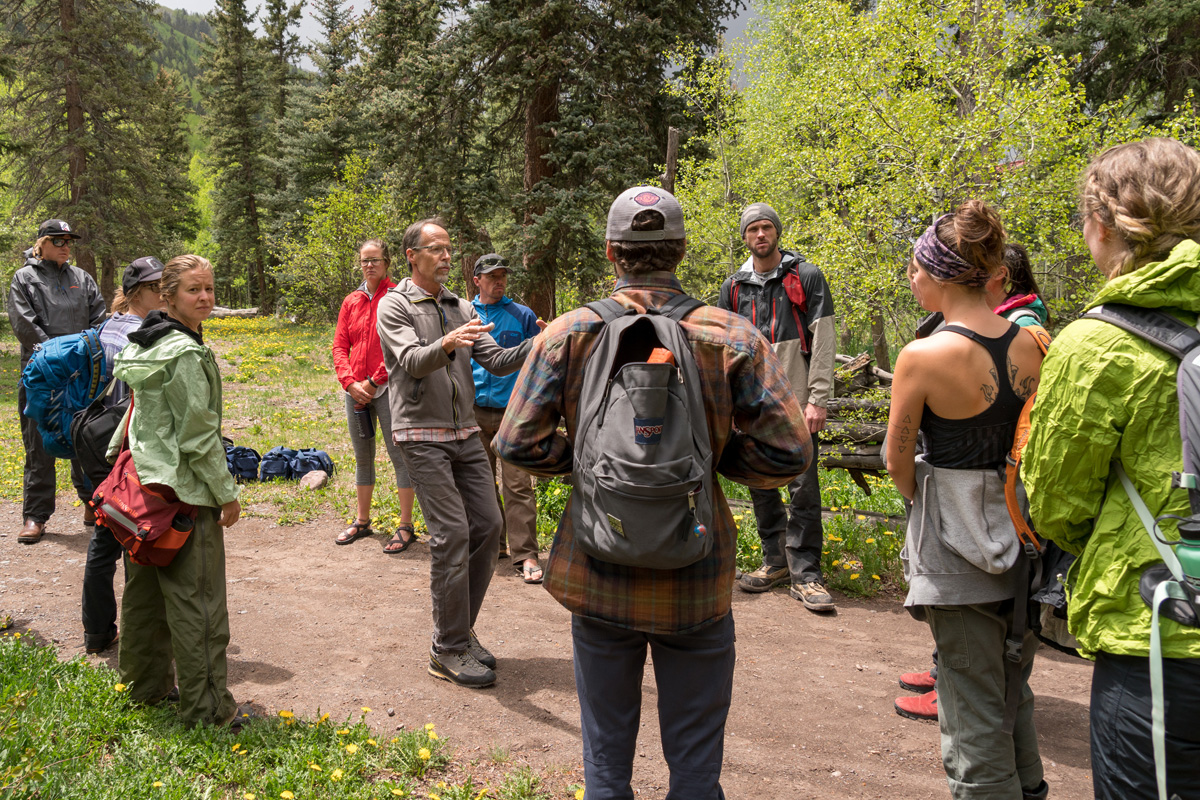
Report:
1080,138,1200,277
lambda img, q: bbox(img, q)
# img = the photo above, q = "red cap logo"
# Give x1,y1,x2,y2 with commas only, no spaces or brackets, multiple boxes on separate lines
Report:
633,191,661,207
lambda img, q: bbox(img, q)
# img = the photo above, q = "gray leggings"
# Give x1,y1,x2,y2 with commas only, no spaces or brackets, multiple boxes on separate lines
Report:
345,391,412,489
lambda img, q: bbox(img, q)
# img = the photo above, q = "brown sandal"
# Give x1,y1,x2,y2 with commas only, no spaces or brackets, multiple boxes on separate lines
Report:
383,524,416,554
336,519,372,545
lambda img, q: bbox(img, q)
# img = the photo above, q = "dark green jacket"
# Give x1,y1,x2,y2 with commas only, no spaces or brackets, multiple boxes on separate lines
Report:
1022,239,1200,659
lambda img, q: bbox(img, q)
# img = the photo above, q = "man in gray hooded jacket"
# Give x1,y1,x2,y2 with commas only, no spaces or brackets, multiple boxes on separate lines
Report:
9,219,105,544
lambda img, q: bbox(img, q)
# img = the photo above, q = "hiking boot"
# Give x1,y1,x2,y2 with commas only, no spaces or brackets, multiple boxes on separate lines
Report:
85,628,119,655
895,689,938,721
737,564,790,593
790,581,837,612
899,669,937,693
428,647,496,688
468,628,497,669
17,519,45,544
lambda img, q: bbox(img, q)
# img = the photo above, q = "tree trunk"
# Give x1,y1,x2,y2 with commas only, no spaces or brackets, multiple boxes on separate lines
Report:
871,310,891,372
61,0,97,282
521,78,559,322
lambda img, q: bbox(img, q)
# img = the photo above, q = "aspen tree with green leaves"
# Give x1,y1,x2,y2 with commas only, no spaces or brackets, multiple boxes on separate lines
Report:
673,0,1107,353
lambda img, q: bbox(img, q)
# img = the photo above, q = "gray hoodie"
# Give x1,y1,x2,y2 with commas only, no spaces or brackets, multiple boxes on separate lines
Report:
902,455,1024,608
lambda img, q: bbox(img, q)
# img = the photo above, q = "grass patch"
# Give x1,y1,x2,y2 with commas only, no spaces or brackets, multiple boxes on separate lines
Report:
0,632,555,799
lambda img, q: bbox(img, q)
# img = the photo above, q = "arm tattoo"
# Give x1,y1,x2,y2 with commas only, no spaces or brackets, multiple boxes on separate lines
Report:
892,415,914,454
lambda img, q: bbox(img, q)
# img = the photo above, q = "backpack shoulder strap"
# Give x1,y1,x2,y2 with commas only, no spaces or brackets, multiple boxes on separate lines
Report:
655,293,704,322
585,298,633,324
1084,303,1200,360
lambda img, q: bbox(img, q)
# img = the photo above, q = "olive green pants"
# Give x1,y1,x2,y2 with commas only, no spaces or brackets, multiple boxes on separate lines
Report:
118,507,236,727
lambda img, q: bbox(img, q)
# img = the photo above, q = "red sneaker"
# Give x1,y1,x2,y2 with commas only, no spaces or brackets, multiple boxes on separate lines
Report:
898,669,936,693
895,690,938,721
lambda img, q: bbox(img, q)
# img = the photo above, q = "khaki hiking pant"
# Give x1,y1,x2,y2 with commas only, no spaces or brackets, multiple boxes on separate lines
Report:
475,405,539,564
119,506,236,727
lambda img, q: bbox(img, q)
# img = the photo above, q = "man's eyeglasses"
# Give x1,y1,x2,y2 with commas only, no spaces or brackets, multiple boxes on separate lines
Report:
360,258,386,266
49,237,74,247
411,245,454,256
141,281,161,293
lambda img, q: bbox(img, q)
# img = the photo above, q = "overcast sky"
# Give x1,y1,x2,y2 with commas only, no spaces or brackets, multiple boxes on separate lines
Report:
161,1,758,51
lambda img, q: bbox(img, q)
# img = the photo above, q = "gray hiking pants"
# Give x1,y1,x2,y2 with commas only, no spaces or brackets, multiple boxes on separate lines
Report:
399,435,502,654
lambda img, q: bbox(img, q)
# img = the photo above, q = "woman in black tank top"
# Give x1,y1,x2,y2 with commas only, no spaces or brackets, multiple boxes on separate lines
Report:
885,201,1047,800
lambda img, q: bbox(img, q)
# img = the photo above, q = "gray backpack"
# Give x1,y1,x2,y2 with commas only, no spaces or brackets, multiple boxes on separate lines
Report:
570,294,714,569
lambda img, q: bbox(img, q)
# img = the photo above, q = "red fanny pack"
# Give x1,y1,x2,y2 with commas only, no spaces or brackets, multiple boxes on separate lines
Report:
90,400,197,567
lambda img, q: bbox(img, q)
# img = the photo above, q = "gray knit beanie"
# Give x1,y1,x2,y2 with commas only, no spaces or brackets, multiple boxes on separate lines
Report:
739,203,783,238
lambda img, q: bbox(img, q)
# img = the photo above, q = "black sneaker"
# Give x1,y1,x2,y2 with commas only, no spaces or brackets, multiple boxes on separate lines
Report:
468,628,496,669
85,629,119,654
429,646,496,688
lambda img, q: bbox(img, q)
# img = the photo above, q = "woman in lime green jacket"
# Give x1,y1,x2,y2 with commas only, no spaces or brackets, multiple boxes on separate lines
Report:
1022,138,1200,798
111,255,244,729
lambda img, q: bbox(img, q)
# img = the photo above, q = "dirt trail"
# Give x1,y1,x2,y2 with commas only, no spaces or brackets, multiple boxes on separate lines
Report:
0,498,1095,798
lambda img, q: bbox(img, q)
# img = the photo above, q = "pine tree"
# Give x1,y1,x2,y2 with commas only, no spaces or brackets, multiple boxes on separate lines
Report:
0,0,198,299
202,0,270,308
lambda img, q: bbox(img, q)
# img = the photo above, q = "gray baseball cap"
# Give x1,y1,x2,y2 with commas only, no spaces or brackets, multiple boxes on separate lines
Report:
605,186,686,242
739,203,783,238
473,253,509,276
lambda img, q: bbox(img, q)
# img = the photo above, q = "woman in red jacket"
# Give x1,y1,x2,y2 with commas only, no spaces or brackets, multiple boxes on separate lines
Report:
331,239,418,553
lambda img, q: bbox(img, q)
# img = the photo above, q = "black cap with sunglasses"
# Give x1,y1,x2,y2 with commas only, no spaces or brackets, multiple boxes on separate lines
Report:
122,256,165,294
37,219,82,243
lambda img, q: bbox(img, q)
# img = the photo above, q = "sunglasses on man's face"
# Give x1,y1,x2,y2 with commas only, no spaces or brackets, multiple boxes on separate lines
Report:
49,237,74,248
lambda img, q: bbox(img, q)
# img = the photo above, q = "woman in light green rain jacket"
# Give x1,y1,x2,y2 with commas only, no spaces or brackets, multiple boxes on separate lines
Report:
1022,138,1200,798
109,255,243,729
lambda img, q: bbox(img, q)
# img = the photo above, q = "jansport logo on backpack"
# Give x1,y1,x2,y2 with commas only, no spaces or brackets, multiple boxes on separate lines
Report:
21,324,110,459
569,294,713,569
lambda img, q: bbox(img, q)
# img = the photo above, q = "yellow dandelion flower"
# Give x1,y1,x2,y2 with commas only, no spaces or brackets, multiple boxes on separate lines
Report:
114,683,127,692
391,789,406,797
418,748,431,761
872,574,881,580
320,713,330,722
830,506,839,511
244,794,256,800
232,744,242,752
851,573,860,579
866,538,876,544
576,789,585,800
476,788,489,799
337,728,350,735
424,723,435,731
832,559,841,566
857,515,866,520
153,781,164,788
428,732,439,741
308,762,322,771
278,709,294,719
331,769,344,782
430,795,441,800
362,706,372,713
367,738,378,746
391,737,399,744
281,793,294,800
437,783,447,790
346,744,359,754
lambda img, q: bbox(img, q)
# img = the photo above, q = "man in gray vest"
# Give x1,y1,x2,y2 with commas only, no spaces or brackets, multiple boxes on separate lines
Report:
718,203,837,613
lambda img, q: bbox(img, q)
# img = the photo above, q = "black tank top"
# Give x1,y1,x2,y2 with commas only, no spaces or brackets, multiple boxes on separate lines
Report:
921,323,1025,470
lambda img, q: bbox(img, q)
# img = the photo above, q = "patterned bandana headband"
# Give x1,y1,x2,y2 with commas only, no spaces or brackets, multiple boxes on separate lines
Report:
913,214,986,287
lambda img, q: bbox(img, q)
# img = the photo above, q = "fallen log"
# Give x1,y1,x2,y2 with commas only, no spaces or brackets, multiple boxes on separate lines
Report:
822,420,888,444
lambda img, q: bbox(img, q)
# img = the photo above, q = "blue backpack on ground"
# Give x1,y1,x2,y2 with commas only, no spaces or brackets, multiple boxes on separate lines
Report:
225,443,262,483
21,324,110,459
259,446,297,481
290,448,335,478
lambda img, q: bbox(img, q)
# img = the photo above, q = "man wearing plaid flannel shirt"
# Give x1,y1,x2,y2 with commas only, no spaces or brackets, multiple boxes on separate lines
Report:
495,186,811,798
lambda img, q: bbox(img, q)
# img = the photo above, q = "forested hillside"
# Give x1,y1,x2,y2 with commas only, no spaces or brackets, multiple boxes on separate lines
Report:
1,0,1197,347
150,6,213,115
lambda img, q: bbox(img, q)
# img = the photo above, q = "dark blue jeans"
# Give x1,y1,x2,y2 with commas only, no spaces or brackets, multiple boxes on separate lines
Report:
82,524,123,647
18,383,88,522
748,431,823,583
572,613,735,800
